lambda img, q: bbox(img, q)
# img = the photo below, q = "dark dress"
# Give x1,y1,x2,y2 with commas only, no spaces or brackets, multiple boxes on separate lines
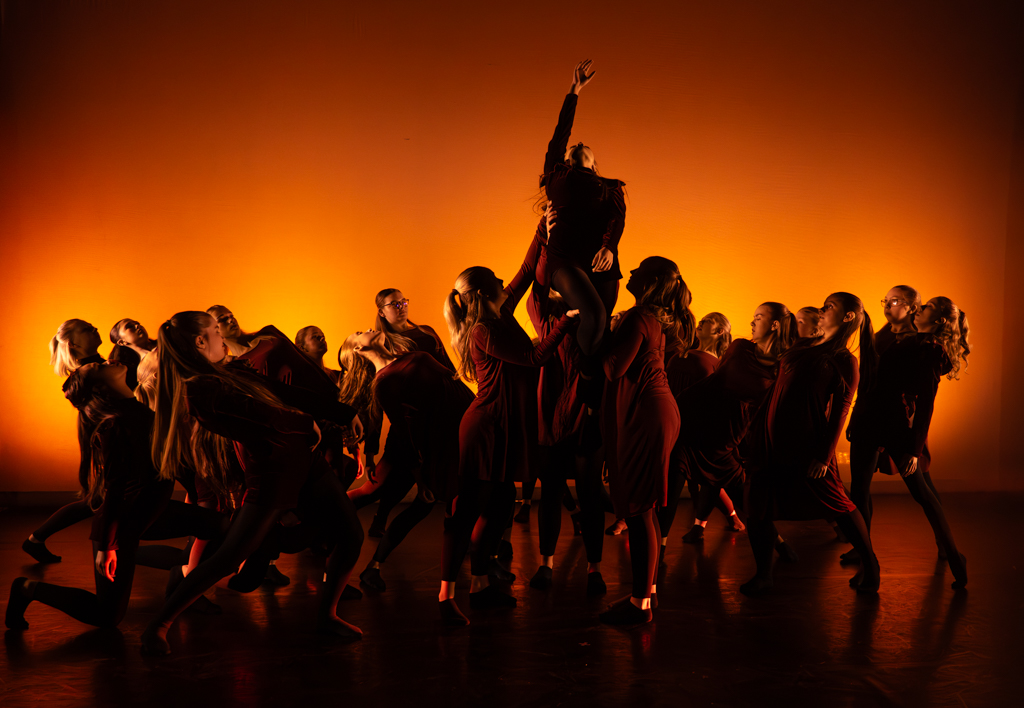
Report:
184,375,316,510
752,342,859,520
674,340,777,488
602,308,680,518
859,334,951,475
373,351,474,501
536,93,626,287
458,269,573,483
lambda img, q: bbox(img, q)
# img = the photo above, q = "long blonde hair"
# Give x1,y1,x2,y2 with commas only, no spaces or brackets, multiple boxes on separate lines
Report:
443,266,495,383
153,311,286,503
633,257,696,358
929,297,971,380
694,311,732,358
49,319,92,377
337,334,385,420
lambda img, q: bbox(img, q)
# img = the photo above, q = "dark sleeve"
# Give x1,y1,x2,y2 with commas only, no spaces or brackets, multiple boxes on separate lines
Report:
374,384,421,468
473,315,572,368
505,225,544,311
543,93,578,177
363,404,384,458
185,376,314,447
909,346,944,457
418,324,457,374
603,310,646,380
229,363,358,427
90,424,128,552
812,354,860,465
601,184,626,251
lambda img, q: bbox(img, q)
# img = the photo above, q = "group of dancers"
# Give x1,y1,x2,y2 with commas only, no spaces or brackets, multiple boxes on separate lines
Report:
6,62,971,653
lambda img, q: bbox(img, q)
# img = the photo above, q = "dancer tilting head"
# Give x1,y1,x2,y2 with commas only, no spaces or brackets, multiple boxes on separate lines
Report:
599,257,691,625
338,329,474,593
796,307,822,339
7,360,226,631
744,293,880,596
140,311,362,655
295,326,343,385
108,318,157,390
534,60,625,358
438,257,577,625
845,294,969,588
23,320,107,565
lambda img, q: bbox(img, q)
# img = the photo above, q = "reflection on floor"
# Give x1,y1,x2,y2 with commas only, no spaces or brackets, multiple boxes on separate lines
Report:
1,494,1020,707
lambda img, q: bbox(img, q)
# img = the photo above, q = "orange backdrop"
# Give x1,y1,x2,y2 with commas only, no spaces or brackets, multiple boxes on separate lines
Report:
2,0,1022,492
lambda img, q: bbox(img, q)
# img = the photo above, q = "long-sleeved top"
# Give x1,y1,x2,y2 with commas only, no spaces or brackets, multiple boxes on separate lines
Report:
601,308,680,517
90,398,172,551
537,93,626,285
458,260,573,482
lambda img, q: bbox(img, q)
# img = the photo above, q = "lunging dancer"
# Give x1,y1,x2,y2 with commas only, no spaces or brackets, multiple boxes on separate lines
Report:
140,312,362,655
599,257,690,625
848,295,969,588
8,361,226,630
438,257,576,625
22,320,106,564
744,293,880,596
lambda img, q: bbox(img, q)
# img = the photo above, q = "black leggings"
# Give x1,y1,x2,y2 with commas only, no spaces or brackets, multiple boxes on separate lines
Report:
441,476,516,580
30,485,226,628
537,442,584,556
349,458,411,529
624,510,660,598
748,509,874,581
374,497,436,563
575,446,611,563
32,499,94,541
551,265,618,356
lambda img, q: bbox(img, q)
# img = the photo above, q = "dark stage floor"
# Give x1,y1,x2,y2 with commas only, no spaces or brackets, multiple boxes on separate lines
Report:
1,493,1021,707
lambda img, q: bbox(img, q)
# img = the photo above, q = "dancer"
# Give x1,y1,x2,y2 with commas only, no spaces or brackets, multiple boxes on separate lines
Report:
845,285,921,548
795,307,822,339
108,318,157,390
671,305,796,545
658,312,741,552
847,295,969,588
295,326,343,385
7,361,225,630
140,311,362,655
353,288,457,536
599,257,690,624
743,293,880,596
525,242,603,593
535,60,625,357
23,320,106,564
374,288,456,372
438,260,577,625
337,330,473,592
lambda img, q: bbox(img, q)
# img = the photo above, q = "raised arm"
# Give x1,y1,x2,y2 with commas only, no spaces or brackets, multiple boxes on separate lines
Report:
603,309,646,380
505,219,545,311
541,61,595,177
473,314,573,368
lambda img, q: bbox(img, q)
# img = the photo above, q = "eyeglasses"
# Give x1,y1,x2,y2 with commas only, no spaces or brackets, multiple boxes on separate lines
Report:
881,298,908,308
383,299,410,310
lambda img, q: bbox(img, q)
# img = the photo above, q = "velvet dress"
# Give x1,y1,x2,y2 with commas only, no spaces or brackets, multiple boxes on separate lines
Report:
601,308,680,518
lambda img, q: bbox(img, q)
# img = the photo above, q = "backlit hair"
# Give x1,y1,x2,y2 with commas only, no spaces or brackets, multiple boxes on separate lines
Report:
443,266,496,383
49,319,93,377
929,297,970,380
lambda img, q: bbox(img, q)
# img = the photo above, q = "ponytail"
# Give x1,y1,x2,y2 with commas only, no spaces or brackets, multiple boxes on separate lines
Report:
759,303,798,360
857,310,878,398
445,271,493,383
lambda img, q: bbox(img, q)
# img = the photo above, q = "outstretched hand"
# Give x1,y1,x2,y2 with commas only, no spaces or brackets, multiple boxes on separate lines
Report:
570,60,596,95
